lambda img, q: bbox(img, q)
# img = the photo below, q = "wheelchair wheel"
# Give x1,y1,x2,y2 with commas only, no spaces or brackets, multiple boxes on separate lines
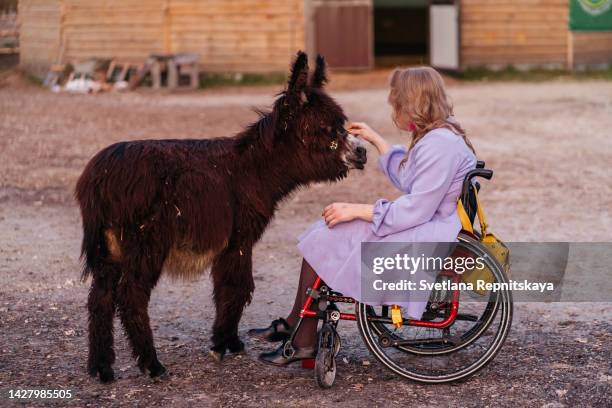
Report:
356,234,513,383
315,324,338,388
364,291,498,356
365,261,498,355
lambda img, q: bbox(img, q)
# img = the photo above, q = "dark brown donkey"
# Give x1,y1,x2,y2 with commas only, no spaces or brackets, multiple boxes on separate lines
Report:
75,52,367,383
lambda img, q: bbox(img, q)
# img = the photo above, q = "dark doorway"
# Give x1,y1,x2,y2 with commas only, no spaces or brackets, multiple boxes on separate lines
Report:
373,0,429,67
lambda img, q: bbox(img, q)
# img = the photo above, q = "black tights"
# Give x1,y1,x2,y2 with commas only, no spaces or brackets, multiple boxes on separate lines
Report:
285,259,321,348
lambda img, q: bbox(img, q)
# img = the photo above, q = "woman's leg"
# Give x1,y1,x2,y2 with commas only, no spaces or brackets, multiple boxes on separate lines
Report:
258,259,320,365
286,259,319,348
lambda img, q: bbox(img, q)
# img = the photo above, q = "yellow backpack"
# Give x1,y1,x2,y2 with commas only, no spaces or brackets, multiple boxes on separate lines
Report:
457,187,510,295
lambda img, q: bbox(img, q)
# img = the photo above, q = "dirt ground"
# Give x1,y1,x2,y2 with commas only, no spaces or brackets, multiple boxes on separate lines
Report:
0,73,611,407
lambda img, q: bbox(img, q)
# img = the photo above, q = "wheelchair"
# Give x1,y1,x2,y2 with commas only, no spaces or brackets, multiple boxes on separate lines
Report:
282,161,513,388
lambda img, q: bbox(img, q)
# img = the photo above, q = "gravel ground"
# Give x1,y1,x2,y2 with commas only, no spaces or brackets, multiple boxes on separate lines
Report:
0,74,610,407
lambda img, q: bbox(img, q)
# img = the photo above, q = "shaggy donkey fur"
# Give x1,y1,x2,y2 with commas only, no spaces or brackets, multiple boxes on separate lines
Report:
75,52,367,383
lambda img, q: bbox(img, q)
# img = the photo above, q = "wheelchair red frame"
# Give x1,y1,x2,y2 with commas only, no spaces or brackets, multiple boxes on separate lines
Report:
300,271,461,329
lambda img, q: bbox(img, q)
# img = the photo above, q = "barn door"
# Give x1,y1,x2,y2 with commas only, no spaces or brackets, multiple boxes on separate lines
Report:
430,0,460,70
311,1,373,70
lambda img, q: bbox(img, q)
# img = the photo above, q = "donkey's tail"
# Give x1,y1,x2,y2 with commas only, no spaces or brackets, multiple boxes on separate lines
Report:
75,154,110,281
78,206,107,281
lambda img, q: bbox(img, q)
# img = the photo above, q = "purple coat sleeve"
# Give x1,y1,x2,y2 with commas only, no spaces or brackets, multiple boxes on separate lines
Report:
378,144,408,191
372,138,460,237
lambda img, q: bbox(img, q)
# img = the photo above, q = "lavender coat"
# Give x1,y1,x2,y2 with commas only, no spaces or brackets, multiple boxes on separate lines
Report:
297,128,477,319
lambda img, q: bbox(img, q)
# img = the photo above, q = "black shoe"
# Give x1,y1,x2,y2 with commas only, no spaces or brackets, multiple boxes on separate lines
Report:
248,318,293,342
258,344,316,367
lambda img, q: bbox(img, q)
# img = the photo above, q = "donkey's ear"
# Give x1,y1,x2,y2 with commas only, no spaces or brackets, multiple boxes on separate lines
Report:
311,54,328,88
287,51,309,98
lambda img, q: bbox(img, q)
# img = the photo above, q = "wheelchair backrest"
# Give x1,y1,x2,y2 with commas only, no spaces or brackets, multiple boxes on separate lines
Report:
460,161,493,228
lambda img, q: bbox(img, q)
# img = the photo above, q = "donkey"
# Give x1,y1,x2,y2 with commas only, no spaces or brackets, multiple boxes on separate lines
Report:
75,52,367,383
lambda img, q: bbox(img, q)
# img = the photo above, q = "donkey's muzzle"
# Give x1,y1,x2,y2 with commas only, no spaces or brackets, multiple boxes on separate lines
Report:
344,134,367,170
347,145,367,170
352,146,367,169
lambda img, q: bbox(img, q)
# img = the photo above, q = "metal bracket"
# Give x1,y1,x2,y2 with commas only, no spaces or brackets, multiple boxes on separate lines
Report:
307,287,320,299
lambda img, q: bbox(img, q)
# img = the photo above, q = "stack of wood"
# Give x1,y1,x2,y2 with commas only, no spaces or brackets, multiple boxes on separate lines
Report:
0,11,18,56
44,52,200,93
131,53,200,90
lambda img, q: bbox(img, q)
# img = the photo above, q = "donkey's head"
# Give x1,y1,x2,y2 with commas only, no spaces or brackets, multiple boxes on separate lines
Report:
272,52,367,183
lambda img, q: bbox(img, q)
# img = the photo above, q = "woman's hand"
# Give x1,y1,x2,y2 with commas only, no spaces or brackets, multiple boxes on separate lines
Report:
346,122,390,155
323,203,374,228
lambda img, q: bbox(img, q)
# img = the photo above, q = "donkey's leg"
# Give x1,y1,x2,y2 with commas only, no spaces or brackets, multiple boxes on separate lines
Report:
116,249,167,378
87,262,121,383
210,246,255,361
116,275,167,378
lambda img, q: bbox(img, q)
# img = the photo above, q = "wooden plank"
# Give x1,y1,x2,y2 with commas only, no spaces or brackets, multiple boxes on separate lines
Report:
62,30,162,40
572,31,612,66
170,32,300,41
63,16,165,26
462,31,567,39
18,0,62,75
462,39,569,48
169,1,299,15
462,0,566,6
170,23,302,33
0,47,19,54
460,0,569,68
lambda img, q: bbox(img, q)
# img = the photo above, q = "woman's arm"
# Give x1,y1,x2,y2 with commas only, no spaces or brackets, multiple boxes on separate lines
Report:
348,121,410,191
323,203,374,228
346,122,390,155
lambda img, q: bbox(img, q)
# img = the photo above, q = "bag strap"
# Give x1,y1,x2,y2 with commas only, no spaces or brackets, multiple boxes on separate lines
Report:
457,199,474,234
473,188,489,236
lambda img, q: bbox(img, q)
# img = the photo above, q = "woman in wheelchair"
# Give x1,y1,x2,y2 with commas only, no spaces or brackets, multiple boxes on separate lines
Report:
250,66,477,366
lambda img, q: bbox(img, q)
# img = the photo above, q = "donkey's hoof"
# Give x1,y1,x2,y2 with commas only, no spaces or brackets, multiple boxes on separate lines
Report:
150,369,170,381
98,366,115,384
209,348,226,362
149,360,167,379
228,338,245,354
89,363,115,383
88,365,98,378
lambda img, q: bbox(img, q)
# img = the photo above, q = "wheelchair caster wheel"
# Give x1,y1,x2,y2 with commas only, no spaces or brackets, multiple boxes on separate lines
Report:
315,346,336,388
315,324,338,388
333,330,341,356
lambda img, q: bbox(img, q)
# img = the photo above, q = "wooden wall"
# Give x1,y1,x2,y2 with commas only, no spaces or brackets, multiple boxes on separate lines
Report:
169,0,305,72
61,0,166,62
20,0,609,75
19,0,305,75
571,31,612,68
18,0,62,77
460,0,569,68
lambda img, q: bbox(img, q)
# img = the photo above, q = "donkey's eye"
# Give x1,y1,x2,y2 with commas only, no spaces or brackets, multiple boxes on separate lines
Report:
320,125,334,136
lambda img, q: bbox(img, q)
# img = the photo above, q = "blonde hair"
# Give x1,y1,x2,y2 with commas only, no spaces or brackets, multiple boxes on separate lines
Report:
388,66,475,159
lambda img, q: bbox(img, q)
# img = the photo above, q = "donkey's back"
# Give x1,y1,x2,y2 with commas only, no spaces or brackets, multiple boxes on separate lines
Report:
76,138,234,280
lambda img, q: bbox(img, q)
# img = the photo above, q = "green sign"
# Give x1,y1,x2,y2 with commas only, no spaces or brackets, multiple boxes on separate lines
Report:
570,0,612,31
